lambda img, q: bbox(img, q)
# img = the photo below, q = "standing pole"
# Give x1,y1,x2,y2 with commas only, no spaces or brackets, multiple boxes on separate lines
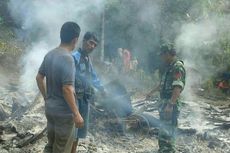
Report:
100,6,105,62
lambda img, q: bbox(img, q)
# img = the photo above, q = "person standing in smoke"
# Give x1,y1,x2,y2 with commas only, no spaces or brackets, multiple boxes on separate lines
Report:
146,43,186,153
36,22,84,153
122,48,131,73
114,48,132,74
115,48,123,73
71,32,105,153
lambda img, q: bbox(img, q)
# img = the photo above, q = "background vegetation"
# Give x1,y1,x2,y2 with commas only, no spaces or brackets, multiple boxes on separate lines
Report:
0,0,230,86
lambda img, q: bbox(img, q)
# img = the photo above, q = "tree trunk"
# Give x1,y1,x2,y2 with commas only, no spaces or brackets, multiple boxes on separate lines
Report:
100,7,105,62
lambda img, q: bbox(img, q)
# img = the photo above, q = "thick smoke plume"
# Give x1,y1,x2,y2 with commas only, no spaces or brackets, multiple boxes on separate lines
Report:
8,0,104,91
177,14,230,95
177,14,230,131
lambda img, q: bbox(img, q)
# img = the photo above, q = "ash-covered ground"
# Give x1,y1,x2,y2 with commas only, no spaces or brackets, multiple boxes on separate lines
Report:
0,38,229,152
0,71,230,153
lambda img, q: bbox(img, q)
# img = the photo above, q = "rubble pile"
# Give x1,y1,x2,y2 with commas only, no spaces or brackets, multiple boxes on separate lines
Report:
0,83,46,153
0,81,230,152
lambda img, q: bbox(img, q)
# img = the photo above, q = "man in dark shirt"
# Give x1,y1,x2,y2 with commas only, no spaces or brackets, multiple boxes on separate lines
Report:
36,22,84,153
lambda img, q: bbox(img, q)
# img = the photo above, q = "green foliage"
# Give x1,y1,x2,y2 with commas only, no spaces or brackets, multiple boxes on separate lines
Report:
103,0,230,90
104,0,162,73
0,25,23,57
0,40,22,56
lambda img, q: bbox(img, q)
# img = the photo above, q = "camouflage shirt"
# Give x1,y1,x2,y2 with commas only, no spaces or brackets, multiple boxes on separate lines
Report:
159,59,186,105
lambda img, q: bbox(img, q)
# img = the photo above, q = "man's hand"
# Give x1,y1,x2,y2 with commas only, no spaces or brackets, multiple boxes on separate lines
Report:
73,113,84,128
63,85,84,128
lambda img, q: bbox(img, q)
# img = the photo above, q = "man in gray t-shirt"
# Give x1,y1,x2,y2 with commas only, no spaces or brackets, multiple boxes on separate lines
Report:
39,48,75,114
36,22,83,153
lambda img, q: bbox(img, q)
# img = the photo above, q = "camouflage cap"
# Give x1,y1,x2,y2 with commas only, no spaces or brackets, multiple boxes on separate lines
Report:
160,43,176,55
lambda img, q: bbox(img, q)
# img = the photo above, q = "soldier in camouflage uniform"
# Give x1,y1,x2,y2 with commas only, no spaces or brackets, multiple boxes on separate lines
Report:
147,44,186,153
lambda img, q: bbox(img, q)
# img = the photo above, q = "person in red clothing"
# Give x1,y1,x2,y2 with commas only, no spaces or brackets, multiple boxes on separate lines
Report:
122,49,131,73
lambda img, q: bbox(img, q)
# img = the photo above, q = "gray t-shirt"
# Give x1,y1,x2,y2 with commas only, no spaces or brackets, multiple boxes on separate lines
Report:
39,47,75,115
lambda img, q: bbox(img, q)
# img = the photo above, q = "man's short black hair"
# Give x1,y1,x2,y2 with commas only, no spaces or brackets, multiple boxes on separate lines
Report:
60,21,81,44
83,32,99,43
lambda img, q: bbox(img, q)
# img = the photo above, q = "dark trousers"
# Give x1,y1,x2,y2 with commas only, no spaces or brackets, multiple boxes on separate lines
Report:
158,103,179,153
45,111,74,153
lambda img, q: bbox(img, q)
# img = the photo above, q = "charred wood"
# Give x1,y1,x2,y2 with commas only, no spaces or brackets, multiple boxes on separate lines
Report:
10,93,40,120
16,127,47,148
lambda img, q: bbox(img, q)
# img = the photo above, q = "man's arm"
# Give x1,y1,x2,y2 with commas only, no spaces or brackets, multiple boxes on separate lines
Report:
170,86,182,105
36,73,46,99
63,84,84,128
165,62,185,112
164,86,182,114
170,62,185,105
90,64,104,92
62,54,84,128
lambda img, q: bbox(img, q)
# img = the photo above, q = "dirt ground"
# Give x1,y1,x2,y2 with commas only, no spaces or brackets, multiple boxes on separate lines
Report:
0,26,230,152
0,71,230,153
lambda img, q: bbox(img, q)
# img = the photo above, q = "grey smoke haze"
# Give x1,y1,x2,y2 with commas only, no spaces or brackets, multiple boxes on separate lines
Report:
8,0,105,91
176,14,230,131
176,18,218,98
102,0,162,89
5,0,230,135
177,15,230,93
104,0,161,58
7,0,230,96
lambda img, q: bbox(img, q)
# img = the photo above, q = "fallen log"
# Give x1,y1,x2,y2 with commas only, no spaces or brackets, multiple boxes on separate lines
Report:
219,104,230,110
10,93,40,120
0,124,18,141
17,127,47,148
214,123,230,130
177,128,197,135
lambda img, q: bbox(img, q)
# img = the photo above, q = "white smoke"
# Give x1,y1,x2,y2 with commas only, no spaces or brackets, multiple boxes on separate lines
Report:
176,15,230,94
176,20,217,56
176,14,230,130
8,0,105,91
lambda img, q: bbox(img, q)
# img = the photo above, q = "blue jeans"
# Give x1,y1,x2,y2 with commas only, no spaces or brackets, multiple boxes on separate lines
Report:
74,95,90,139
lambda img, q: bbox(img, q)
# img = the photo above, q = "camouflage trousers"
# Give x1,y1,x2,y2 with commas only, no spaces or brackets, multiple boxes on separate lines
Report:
158,103,179,153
